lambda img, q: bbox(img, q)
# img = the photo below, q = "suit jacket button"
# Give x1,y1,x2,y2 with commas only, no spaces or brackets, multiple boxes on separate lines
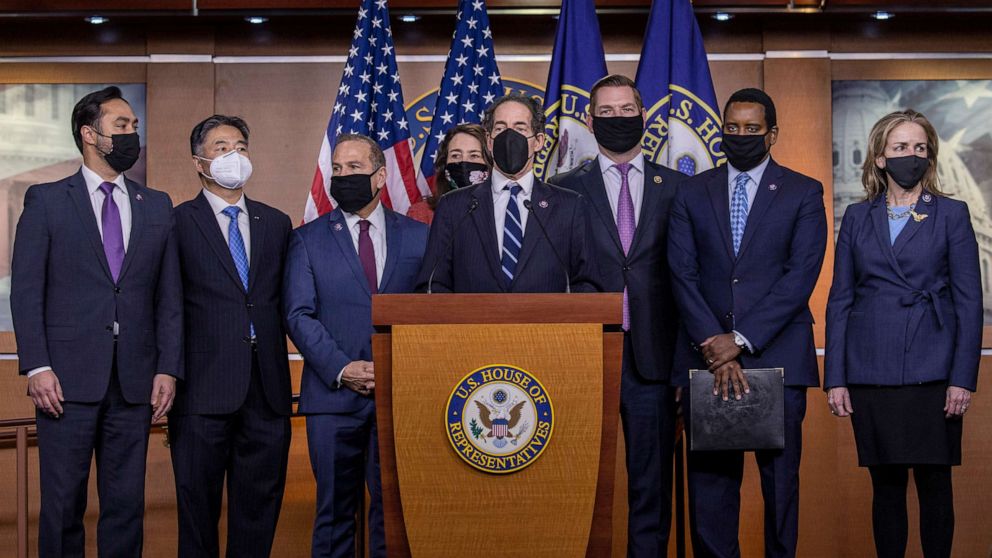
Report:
246,303,254,309
725,312,734,320
114,287,121,294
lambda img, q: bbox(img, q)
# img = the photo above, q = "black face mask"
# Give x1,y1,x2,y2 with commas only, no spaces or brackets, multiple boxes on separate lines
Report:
884,155,929,190
444,161,490,189
94,129,141,173
591,115,644,154
330,169,382,214
492,129,532,176
722,133,769,172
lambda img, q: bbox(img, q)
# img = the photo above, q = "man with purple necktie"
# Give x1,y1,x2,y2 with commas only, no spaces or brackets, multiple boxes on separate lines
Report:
549,74,687,557
11,86,182,557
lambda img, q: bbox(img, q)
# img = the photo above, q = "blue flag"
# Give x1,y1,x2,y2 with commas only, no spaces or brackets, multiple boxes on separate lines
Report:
419,0,503,189
535,0,607,180
635,0,724,176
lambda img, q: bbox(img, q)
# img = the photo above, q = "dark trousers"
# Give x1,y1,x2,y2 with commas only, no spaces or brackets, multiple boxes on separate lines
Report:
684,385,807,558
169,354,292,558
36,365,152,558
868,465,954,558
620,333,679,558
305,400,385,558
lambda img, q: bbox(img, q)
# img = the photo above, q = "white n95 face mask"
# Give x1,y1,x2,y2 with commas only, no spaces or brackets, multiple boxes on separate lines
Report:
200,150,253,189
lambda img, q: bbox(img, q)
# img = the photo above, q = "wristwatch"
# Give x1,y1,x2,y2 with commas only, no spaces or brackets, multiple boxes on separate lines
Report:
733,332,748,353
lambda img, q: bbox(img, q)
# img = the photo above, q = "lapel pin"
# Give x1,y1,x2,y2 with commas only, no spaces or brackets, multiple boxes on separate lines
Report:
135,193,143,201
769,184,778,191
334,223,343,232
252,215,260,220
922,193,932,203
539,200,549,209
653,176,663,184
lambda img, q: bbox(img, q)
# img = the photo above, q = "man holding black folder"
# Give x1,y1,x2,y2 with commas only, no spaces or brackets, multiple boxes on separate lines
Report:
667,88,827,558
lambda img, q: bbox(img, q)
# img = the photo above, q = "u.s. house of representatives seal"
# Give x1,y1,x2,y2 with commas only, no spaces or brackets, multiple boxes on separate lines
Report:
445,364,554,474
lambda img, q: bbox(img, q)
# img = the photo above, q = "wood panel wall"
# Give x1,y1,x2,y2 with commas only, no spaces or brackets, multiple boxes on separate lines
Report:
1,10,990,558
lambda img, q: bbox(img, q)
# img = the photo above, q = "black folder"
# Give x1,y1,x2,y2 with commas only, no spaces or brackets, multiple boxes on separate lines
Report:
689,368,785,451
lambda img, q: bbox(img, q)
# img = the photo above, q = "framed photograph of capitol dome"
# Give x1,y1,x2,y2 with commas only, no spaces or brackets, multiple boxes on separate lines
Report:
832,80,992,325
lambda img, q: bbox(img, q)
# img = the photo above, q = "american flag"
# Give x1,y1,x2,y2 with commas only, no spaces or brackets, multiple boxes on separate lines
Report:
418,0,503,188
303,0,427,223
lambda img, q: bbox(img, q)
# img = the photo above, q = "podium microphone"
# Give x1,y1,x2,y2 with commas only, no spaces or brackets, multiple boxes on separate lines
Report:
427,197,480,294
523,199,571,294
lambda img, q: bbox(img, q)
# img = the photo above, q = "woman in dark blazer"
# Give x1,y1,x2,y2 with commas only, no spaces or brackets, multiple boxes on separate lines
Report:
825,109,982,558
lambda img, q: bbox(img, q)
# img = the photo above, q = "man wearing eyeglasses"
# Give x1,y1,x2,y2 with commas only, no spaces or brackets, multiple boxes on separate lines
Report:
416,93,601,293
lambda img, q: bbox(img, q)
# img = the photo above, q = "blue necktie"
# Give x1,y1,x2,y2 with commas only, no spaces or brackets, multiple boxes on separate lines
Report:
500,183,523,282
731,173,750,256
222,206,254,337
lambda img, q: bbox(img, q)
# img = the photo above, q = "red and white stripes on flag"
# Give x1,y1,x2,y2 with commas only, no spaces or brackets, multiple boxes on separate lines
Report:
302,0,428,224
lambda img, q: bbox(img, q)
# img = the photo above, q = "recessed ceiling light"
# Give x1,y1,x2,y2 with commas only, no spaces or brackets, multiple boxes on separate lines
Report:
712,12,734,22
871,11,894,21
399,14,420,23
245,16,269,24
85,16,108,25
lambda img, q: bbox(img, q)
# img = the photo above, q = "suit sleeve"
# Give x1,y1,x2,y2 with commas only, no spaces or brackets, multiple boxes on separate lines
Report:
946,203,982,391
10,185,52,373
283,229,353,389
568,194,603,293
155,197,183,379
823,206,857,389
733,181,827,353
667,183,725,343
414,196,456,293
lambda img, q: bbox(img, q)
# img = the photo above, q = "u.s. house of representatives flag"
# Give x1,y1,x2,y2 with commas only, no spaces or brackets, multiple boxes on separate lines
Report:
534,0,607,180
635,0,724,176
303,0,428,223
418,0,503,189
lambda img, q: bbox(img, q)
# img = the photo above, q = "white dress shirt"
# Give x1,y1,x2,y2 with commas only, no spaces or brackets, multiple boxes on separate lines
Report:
725,155,771,352
202,188,251,264
598,152,645,226
343,202,387,288
30,165,132,378
491,169,534,255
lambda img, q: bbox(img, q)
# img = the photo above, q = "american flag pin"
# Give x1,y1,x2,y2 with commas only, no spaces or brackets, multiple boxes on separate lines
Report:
769,184,778,191
334,223,343,231
539,200,549,209
135,193,143,201
653,176,663,184
922,193,932,203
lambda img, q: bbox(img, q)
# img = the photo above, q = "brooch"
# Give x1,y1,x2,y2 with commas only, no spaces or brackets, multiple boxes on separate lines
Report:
768,184,778,191
539,200,548,208
911,211,928,222
135,193,143,201
653,176,663,184
333,223,343,231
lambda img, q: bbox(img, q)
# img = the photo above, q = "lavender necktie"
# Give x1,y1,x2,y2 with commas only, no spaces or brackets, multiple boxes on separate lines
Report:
99,181,125,282
358,220,378,294
615,163,635,331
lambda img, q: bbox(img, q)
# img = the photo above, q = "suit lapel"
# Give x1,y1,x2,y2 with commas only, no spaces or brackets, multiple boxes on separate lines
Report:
190,192,244,290
706,166,734,260
378,209,403,291
869,196,911,285
328,209,371,297
582,162,624,255
735,160,782,261
66,170,114,281
245,198,266,293
116,178,143,283
514,180,555,279
628,162,663,258
892,192,935,256
469,183,506,291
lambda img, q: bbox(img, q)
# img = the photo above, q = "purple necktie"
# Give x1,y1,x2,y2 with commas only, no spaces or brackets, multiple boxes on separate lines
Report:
99,181,125,282
358,220,378,294
615,163,635,331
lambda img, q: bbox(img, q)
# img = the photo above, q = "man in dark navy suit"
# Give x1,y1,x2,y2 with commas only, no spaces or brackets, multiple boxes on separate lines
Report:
284,134,428,558
667,88,827,558
550,74,686,558
169,115,293,558
11,86,182,557
416,93,600,293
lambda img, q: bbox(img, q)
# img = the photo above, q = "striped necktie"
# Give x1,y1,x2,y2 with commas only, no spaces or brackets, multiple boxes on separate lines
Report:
731,172,750,256
500,183,523,282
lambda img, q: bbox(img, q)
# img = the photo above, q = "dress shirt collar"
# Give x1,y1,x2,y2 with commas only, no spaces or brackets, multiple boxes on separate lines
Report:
343,200,386,233
202,187,248,217
598,152,644,177
81,164,126,196
491,168,535,197
727,154,771,187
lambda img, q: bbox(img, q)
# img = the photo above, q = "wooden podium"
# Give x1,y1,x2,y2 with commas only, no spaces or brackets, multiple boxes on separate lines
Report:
372,293,623,558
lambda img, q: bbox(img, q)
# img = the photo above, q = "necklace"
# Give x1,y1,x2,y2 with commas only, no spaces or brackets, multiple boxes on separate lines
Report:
886,202,915,220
